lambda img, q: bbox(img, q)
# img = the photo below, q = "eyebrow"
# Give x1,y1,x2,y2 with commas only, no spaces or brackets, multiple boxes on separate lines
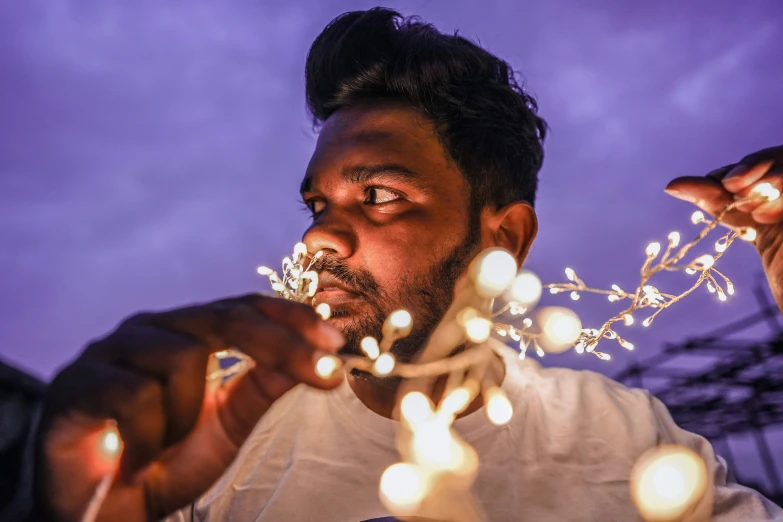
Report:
299,163,423,194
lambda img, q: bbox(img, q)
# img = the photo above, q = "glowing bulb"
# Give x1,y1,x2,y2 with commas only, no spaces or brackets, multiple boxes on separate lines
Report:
360,336,380,359
691,211,705,224
608,294,620,302
441,386,472,415
740,227,757,242
643,317,653,327
522,318,533,328
99,426,121,459
596,352,611,361
668,231,680,247
624,314,634,326
715,240,727,253
508,270,542,307
693,254,715,270
726,282,735,295
373,353,396,376
384,309,412,337
717,289,727,302
646,242,661,258
471,248,518,298
631,445,708,522
257,266,273,276
315,302,331,320
400,392,433,426
621,340,634,350
707,282,716,293
570,291,580,301
749,182,780,202
565,267,576,281
380,463,428,511
465,317,492,343
685,268,697,275
314,355,341,379
293,242,308,260
537,307,582,353
485,387,513,425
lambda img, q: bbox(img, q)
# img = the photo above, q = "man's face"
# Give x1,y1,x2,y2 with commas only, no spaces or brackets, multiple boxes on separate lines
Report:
300,102,481,362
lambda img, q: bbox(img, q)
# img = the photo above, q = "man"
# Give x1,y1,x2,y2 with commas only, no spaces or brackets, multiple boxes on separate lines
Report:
16,7,783,521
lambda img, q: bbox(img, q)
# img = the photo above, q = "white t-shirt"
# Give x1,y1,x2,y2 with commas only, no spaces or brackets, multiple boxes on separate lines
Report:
166,343,782,521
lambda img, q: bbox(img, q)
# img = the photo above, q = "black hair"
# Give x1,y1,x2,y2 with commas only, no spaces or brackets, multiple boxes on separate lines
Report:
305,7,547,209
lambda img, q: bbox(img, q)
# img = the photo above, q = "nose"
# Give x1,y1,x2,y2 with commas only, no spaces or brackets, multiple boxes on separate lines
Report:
302,208,356,259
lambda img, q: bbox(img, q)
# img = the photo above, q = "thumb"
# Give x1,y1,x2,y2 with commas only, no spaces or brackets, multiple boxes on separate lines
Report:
664,176,757,229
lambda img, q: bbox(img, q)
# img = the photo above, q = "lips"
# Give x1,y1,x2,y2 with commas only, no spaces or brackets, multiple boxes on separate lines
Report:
314,273,359,305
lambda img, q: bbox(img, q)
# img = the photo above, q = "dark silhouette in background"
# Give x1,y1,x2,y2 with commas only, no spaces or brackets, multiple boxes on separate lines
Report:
615,284,783,507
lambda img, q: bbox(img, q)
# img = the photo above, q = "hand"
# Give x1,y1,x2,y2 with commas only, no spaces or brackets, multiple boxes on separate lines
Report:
665,145,783,309
35,294,344,522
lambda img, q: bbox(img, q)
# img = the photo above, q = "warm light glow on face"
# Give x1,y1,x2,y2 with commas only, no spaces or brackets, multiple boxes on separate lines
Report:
472,248,518,298
749,182,780,202
537,307,582,353
508,270,542,307
315,302,331,320
485,387,513,425
631,445,708,522
380,463,429,511
314,355,341,379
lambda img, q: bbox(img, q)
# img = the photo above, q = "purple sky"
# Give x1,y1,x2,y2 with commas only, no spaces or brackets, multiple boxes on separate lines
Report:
1,0,781,490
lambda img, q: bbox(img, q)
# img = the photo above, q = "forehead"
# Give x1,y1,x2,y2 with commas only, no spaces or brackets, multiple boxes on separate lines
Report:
303,102,462,189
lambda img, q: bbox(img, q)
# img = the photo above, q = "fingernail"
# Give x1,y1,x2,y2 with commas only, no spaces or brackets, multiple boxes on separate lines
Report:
723,164,747,180
318,322,345,348
664,188,697,203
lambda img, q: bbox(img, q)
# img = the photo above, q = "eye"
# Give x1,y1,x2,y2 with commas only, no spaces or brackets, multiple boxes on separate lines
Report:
365,187,402,205
300,197,326,217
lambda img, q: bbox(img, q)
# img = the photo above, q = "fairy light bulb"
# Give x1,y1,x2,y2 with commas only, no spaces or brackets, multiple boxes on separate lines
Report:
400,392,433,426
749,182,780,202
508,270,542,307
631,445,708,522
293,242,307,260
668,231,680,247
691,211,705,224
98,425,122,461
570,291,580,301
360,336,380,359
383,309,412,338
464,317,492,343
373,353,396,376
646,242,661,258
693,254,715,270
412,421,464,470
471,248,518,298
441,386,473,415
740,227,757,242
380,463,428,511
315,303,331,320
314,354,341,379
485,387,513,425
537,307,582,353
624,314,634,326
257,266,273,276
620,340,634,350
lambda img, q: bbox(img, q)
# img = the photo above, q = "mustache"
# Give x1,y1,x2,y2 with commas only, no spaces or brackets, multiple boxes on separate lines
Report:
311,255,380,296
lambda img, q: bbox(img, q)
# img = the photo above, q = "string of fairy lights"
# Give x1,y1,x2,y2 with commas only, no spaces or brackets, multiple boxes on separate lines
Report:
81,181,779,522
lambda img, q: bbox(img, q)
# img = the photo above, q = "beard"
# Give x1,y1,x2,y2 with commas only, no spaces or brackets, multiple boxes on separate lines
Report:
312,213,482,364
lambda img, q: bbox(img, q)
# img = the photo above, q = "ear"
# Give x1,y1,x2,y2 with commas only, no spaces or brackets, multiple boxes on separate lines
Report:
481,202,538,267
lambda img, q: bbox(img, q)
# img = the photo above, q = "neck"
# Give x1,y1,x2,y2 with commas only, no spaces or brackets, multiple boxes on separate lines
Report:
347,351,506,419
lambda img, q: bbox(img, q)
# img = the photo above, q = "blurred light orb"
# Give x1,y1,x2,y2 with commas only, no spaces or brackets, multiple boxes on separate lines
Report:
472,248,518,298
537,307,582,353
485,387,513,425
508,270,542,307
360,336,380,360
380,463,428,511
631,445,708,522
373,353,396,376
314,355,340,379
749,182,780,202
315,303,331,320
465,317,493,343
400,392,433,426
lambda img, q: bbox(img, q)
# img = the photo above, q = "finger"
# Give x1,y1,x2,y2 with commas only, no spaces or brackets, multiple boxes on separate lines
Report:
705,164,736,182
248,295,345,352
664,176,755,229
86,326,210,448
721,160,775,193
44,360,167,481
